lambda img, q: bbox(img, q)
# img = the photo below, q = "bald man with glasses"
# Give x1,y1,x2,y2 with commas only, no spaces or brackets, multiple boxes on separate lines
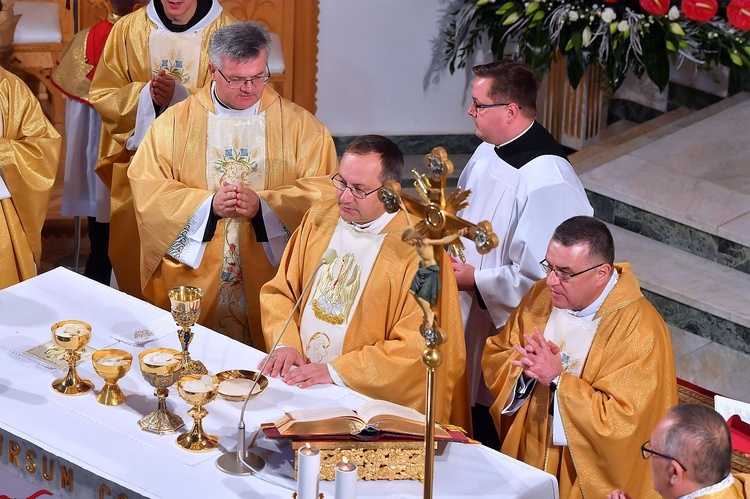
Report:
482,215,678,499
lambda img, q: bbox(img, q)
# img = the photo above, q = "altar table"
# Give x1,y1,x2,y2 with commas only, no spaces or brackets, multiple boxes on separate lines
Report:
0,268,558,498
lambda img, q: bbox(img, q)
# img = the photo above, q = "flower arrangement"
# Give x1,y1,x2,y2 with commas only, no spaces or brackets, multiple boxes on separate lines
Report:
444,0,750,93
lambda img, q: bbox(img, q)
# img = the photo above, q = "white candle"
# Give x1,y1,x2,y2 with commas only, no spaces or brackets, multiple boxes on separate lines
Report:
297,443,320,499
334,455,357,499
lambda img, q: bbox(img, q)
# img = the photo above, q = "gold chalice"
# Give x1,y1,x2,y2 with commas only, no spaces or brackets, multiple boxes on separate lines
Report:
92,349,132,406
51,320,94,395
168,286,207,376
176,374,219,452
138,348,184,434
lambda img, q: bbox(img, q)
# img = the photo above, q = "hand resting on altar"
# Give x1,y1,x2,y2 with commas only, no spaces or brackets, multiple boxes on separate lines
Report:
258,347,334,388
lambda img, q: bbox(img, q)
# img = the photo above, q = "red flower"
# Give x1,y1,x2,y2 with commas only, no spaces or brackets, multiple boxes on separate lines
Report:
604,0,618,3
639,0,671,15
682,0,718,21
728,0,750,29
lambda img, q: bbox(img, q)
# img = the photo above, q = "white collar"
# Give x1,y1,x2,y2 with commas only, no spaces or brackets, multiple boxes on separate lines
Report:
345,211,397,235
211,83,260,116
678,474,735,499
567,268,618,320
493,121,535,148
147,0,222,33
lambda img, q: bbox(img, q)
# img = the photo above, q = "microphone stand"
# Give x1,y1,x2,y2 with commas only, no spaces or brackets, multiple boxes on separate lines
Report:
216,249,337,475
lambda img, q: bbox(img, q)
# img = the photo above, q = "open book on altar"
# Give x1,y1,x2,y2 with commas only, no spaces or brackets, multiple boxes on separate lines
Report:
263,399,469,442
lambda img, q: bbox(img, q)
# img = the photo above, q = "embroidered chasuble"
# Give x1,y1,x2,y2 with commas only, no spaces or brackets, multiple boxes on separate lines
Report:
261,201,471,428
482,263,678,499
129,84,337,349
89,1,235,298
0,68,62,289
687,474,750,499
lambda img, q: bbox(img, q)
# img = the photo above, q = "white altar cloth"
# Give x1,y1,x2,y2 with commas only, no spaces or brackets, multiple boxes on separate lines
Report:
0,268,558,498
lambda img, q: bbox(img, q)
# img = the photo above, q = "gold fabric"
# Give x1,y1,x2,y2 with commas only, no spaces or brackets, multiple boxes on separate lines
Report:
88,7,235,298
129,84,338,349
261,201,471,428
482,263,678,499
695,474,750,498
0,68,62,289
50,26,93,103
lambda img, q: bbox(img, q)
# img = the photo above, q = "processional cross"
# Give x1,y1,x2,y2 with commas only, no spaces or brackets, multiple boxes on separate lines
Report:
378,147,498,498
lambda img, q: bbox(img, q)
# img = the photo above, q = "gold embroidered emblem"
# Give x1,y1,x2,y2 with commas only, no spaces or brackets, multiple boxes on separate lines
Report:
311,252,361,324
305,332,332,363
558,338,583,375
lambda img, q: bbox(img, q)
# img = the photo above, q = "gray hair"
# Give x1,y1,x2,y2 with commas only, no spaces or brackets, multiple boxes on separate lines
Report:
209,22,271,68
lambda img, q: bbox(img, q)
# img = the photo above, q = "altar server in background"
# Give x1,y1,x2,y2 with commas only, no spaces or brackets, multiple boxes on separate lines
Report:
0,67,62,289
129,22,337,348
89,0,235,298
258,135,470,429
51,0,145,285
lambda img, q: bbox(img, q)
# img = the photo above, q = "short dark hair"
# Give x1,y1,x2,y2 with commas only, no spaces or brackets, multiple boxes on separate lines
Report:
472,59,539,117
344,135,403,183
552,216,614,266
209,22,270,68
661,404,732,487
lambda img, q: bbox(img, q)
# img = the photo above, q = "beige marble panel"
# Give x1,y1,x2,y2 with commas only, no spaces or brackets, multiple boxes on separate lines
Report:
676,342,750,403
719,212,750,248
669,325,712,361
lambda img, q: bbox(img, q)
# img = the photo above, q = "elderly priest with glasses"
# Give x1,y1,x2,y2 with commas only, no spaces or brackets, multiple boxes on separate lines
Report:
128,22,337,349
258,135,470,429
482,215,678,499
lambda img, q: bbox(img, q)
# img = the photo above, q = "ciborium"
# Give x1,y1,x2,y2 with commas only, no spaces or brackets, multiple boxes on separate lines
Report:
51,320,94,395
138,348,184,434
176,374,219,452
168,286,207,376
92,349,132,406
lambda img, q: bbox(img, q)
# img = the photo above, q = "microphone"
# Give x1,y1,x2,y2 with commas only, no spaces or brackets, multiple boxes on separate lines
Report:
216,248,338,476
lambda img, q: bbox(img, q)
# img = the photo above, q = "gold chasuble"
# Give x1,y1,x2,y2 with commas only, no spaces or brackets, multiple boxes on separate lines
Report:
89,4,235,298
0,68,62,289
261,201,470,429
129,84,337,349
482,263,677,499
691,474,750,499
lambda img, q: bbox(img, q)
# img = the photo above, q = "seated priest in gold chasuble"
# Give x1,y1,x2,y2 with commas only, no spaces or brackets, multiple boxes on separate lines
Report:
258,135,470,429
129,22,338,349
482,216,678,499
89,0,236,299
0,67,62,290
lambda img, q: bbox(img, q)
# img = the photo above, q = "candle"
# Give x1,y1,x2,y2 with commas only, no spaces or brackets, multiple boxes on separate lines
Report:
297,443,320,499
334,455,357,499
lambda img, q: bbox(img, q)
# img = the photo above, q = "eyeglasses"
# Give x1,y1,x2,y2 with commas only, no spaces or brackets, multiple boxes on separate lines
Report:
471,100,522,111
539,259,605,283
216,64,270,89
641,441,688,472
331,173,381,200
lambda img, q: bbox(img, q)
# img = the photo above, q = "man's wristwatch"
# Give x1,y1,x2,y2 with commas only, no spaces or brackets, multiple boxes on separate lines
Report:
549,373,562,393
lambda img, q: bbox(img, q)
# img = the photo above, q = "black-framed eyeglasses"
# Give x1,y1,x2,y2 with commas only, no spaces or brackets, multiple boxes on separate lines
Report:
216,64,270,89
331,173,381,200
539,259,605,283
471,100,522,110
641,441,688,472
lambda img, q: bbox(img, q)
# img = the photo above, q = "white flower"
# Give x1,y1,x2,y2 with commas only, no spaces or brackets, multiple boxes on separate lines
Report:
617,20,629,32
568,10,579,22
602,7,617,23
582,26,592,46
668,6,680,20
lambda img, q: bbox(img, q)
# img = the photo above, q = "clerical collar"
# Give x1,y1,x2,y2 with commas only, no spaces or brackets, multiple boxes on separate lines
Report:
148,0,216,33
211,83,259,115
678,474,735,499
567,269,619,320
345,211,397,234
493,120,568,169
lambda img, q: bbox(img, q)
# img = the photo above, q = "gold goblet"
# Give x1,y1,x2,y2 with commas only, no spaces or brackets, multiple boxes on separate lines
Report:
138,348,184,434
92,349,132,406
168,286,207,376
51,320,94,395
176,374,219,452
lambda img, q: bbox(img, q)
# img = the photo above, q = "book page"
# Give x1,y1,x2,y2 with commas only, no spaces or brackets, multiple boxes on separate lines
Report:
357,399,425,425
286,406,359,423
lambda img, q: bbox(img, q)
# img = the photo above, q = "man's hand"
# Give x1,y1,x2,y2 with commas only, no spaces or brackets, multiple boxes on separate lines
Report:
451,261,475,291
235,185,260,218
510,326,563,386
281,362,333,388
212,182,239,218
151,69,176,107
607,491,631,499
258,346,303,378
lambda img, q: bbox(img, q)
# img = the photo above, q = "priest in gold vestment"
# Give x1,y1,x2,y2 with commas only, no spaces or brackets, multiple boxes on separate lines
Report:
0,67,62,289
89,0,235,298
129,23,337,348
259,136,469,428
482,216,678,498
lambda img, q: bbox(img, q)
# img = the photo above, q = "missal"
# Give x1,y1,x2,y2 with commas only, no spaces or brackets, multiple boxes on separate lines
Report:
265,399,464,441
